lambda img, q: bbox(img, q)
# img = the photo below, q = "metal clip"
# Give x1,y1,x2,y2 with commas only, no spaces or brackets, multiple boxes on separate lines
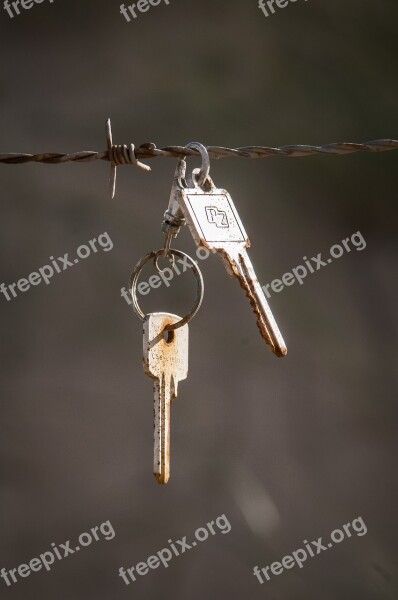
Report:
161,159,187,257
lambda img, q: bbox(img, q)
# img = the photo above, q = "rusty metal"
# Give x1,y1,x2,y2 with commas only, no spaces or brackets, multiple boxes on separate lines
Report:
143,312,189,485
129,248,204,331
176,167,287,357
1,118,397,197
184,142,210,187
105,118,151,199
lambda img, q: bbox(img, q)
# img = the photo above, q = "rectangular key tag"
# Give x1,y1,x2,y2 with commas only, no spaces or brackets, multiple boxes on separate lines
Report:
176,177,250,253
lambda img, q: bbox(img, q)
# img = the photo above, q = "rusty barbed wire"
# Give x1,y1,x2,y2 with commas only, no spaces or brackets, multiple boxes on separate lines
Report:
0,119,397,198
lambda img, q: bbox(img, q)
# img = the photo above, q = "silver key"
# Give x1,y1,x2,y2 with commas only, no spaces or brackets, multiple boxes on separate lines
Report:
143,313,189,484
176,174,287,357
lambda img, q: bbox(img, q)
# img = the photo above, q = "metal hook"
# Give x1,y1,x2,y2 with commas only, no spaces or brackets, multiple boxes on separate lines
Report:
184,142,210,188
106,118,151,199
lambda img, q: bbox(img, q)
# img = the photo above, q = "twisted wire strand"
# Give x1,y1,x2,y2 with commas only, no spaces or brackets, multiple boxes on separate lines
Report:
1,139,398,165
1,118,396,198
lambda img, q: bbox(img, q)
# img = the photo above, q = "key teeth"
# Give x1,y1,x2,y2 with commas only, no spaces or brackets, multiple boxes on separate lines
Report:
240,278,287,357
220,249,287,357
239,278,277,352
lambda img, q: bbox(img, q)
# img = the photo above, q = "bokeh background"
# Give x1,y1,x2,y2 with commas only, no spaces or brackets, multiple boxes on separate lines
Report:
0,1,397,599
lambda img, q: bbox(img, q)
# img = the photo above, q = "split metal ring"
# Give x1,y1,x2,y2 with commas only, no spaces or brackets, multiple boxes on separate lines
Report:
154,250,175,272
185,142,210,188
129,249,204,331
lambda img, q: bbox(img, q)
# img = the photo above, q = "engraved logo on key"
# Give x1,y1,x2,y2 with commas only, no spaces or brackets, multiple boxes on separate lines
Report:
183,193,246,243
205,206,229,228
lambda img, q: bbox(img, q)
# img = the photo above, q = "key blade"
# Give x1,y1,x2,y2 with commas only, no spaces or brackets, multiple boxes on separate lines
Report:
153,374,172,484
224,248,287,357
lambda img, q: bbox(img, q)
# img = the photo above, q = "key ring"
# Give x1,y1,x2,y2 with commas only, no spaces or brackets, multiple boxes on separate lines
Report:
184,142,210,188
129,249,204,331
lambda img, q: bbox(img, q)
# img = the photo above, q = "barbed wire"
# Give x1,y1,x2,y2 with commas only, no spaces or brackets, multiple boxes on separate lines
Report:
1,119,397,197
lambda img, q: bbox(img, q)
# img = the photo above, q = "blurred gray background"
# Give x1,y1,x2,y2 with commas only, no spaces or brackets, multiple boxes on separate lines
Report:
0,1,397,599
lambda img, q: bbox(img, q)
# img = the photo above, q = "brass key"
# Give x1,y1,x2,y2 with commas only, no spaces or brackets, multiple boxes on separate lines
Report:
143,312,189,484
176,172,287,357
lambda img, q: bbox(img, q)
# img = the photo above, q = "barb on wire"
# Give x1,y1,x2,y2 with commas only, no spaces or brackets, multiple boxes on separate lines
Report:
0,118,397,198
106,118,150,199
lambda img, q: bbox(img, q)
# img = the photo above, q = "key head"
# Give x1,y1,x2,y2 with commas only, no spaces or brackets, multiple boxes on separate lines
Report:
177,183,250,254
143,312,189,387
